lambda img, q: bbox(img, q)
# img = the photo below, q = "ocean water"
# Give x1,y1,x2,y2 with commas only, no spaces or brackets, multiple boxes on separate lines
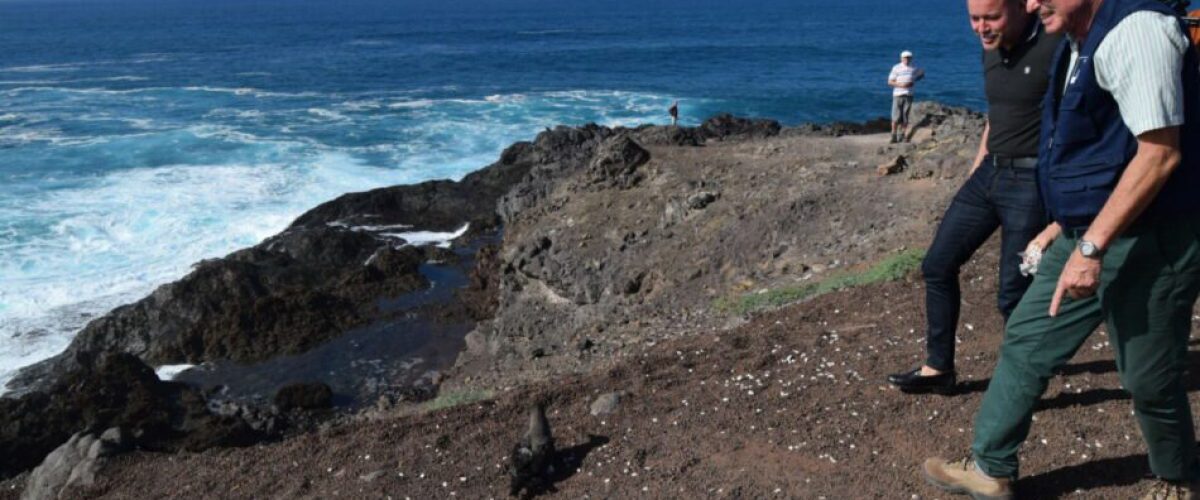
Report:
0,0,983,390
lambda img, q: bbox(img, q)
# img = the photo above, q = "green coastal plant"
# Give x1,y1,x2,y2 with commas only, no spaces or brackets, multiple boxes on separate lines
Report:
715,248,925,316
423,388,495,412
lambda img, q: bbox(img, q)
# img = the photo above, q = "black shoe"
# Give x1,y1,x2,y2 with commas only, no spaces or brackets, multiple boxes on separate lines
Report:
887,368,956,394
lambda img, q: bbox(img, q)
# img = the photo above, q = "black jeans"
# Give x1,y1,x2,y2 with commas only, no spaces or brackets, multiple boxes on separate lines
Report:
921,157,1046,372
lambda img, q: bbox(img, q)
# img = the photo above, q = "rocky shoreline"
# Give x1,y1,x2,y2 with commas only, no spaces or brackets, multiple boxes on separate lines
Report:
1,102,992,497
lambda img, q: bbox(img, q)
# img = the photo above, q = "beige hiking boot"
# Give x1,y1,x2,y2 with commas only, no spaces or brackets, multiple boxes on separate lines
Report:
1142,478,1200,500
922,456,1013,500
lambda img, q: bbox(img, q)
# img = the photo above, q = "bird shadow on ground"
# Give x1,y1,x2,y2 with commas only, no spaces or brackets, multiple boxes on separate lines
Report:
1017,453,1152,498
521,434,610,498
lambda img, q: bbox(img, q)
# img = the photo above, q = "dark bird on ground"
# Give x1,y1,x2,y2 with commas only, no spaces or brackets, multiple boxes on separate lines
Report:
509,403,556,498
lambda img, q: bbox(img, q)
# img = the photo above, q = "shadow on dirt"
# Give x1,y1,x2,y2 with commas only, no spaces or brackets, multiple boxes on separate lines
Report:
1018,453,1152,498
945,350,1200,407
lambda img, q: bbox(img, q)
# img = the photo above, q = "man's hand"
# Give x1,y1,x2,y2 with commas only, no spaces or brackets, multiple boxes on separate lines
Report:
1019,223,1060,277
970,122,990,176
1030,222,1061,251
1049,250,1101,316
1045,127,1181,317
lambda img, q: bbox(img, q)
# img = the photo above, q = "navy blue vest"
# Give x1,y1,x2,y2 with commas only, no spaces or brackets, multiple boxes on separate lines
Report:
1038,0,1200,230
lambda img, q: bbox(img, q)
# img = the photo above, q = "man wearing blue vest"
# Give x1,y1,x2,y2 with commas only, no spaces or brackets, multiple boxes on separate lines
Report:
921,0,1200,498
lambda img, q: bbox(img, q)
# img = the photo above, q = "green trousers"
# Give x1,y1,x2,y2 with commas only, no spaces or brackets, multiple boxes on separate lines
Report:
971,216,1200,480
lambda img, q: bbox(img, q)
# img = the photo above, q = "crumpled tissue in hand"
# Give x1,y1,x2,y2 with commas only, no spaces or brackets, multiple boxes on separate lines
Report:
1018,246,1043,277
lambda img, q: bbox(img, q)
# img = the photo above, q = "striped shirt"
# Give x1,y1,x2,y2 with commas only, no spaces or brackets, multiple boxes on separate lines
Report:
1063,11,1190,135
888,63,924,97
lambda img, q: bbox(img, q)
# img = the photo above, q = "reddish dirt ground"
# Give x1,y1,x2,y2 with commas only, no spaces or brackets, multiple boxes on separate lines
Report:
13,246,1195,500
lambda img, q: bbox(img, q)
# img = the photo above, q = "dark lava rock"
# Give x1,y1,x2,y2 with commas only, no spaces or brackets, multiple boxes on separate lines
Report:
0,353,261,480
21,428,128,500
261,226,379,268
498,124,617,224
784,117,894,138
628,124,706,147
699,114,782,141
273,382,334,411
460,243,502,321
686,191,719,210
587,134,650,189
8,124,541,396
913,101,986,140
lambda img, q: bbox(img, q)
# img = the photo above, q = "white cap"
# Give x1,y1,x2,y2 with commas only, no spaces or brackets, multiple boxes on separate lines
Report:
901,50,913,58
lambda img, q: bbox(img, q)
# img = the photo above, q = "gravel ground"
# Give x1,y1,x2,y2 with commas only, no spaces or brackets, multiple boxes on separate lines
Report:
32,249,1198,499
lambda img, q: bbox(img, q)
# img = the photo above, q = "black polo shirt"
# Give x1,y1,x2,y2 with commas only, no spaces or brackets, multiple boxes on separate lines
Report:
983,21,1063,158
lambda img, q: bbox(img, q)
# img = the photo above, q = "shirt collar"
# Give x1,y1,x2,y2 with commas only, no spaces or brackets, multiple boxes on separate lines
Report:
1024,19,1041,44
1000,19,1043,58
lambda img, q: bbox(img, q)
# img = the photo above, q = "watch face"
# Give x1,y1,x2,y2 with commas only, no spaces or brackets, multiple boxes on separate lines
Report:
1080,241,1098,257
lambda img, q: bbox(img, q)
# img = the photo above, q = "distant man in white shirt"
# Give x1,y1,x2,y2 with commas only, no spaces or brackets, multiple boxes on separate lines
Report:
888,50,926,143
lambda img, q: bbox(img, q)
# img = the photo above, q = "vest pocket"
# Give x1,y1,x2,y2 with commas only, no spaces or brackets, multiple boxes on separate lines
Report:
1048,158,1123,220
1049,154,1122,176
1055,93,1098,144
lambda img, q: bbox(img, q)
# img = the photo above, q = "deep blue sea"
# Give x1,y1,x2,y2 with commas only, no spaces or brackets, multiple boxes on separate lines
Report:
0,0,982,389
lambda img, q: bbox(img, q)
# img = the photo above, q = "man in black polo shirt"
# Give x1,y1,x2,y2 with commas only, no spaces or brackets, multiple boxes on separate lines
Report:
887,0,1062,393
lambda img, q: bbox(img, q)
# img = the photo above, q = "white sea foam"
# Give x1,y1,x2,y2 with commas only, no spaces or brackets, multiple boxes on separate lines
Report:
306,108,350,121
380,223,470,248
188,124,267,143
339,100,383,111
155,364,196,381
2,76,151,85
183,86,259,96
0,62,86,73
0,80,61,85
0,56,168,74
386,99,436,109
4,85,319,99
4,86,151,96
128,55,170,64
0,128,88,146
485,94,525,103
97,76,150,82
204,108,266,120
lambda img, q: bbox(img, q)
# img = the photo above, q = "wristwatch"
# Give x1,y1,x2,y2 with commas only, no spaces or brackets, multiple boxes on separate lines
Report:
1079,240,1104,259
